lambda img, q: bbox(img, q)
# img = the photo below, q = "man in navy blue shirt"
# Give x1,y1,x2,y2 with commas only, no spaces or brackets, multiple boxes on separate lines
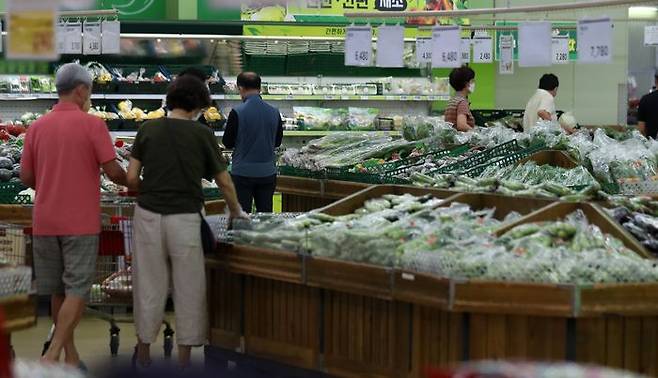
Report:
223,72,283,213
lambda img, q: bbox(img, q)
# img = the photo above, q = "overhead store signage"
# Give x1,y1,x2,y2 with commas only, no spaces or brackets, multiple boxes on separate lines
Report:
101,20,121,54
83,21,102,55
6,0,58,60
376,25,405,67
416,37,432,64
345,26,373,66
472,37,493,63
552,36,570,64
461,38,471,63
577,17,612,64
644,25,658,46
431,25,461,68
518,21,552,67
499,35,514,75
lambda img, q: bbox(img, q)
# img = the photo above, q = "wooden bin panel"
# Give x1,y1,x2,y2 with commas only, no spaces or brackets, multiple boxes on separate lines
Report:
306,257,393,300
517,150,579,169
281,193,335,213
1,295,36,333
578,283,658,317
324,179,370,199
206,261,242,350
323,290,410,377
575,316,658,377
469,314,566,361
452,281,575,317
223,244,303,284
393,270,450,309
243,276,320,370
446,192,556,220
411,306,463,377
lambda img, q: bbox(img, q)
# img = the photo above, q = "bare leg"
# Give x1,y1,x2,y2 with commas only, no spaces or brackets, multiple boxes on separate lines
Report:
42,296,85,364
49,295,80,366
135,339,151,367
178,345,192,369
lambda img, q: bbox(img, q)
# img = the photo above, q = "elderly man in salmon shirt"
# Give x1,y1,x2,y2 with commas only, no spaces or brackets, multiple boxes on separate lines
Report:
21,63,127,369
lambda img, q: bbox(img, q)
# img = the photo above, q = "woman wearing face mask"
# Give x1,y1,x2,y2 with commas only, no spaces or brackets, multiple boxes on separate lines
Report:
444,65,476,132
126,75,247,370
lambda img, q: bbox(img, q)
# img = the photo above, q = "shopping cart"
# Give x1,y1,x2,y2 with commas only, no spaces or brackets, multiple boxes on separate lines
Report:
42,203,174,358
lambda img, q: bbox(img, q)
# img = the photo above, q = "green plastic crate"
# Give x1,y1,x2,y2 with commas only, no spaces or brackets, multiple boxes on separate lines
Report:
278,165,326,179
431,140,523,176
462,143,546,178
381,144,471,177
0,182,29,204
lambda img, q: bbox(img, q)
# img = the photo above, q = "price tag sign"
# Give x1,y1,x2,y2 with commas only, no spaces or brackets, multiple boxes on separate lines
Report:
552,36,570,64
499,35,514,75
60,21,82,54
376,25,404,68
461,38,471,63
578,18,612,64
472,37,493,63
345,26,372,67
400,95,409,101
83,21,101,55
431,25,462,68
518,21,552,67
644,25,658,46
101,20,121,54
416,37,432,64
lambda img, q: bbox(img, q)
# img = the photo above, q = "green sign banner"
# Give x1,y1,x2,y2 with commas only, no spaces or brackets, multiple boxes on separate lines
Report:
97,0,167,20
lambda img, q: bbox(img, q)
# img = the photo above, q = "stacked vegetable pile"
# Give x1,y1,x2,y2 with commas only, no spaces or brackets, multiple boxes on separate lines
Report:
293,107,381,131
231,194,658,284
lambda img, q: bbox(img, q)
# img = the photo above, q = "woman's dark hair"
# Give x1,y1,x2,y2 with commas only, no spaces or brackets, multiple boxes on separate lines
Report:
178,67,209,82
166,75,211,112
539,74,559,91
449,65,476,91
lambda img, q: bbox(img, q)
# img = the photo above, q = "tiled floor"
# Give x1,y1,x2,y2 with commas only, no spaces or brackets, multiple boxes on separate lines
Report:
10,314,204,376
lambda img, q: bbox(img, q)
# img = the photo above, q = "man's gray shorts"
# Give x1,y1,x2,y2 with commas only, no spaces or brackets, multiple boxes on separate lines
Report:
33,235,98,299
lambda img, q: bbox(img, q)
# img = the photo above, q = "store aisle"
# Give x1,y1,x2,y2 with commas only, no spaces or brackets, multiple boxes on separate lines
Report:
10,315,203,376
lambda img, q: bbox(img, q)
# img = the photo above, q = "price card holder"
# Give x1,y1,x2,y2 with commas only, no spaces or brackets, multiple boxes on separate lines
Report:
376,25,404,68
345,26,373,67
644,25,658,46
83,21,101,55
431,25,462,68
552,36,570,64
578,18,612,64
499,35,514,75
461,38,471,63
518,21,552,67
472,37,493,63
416,37,432,64
101,20,121,54
61,21,82,54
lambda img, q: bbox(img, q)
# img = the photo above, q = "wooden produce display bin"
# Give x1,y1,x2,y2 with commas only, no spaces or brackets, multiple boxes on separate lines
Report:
206,258,242,351
1,295,36,333
517,150,579,169
576,283,658,317
220,244,303,284
277,176,369,212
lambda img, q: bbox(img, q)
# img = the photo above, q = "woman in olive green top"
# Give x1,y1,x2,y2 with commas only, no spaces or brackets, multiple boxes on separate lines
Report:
127,76,247,369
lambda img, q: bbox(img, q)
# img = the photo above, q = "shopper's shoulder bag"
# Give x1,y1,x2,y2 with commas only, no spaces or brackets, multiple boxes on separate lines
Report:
164,118,217,255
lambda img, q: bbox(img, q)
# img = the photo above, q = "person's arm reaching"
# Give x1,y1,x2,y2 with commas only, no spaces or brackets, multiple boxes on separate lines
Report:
20,130,35,188
537,109,552,121
222,110,238,149
639,121,648,137
126,157,142,191
275,115,284,147
456,114,473,132
103,160,127,187
214,170,248,219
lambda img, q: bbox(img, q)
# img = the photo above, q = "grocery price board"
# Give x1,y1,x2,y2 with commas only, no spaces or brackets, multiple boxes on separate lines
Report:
495,21,578,62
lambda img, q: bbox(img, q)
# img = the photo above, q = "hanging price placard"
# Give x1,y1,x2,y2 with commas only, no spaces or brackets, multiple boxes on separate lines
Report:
83,21,101,55
461,38,471,63
552,36,569,64
101,20,121,54
644,25,658,46
431,25,462,68
472,37,493,63
499,35,514,75
518,21,552,67
577,17,612,64
60,21,82,55
376,25,404,68
345,26,372,67
416,37,432,64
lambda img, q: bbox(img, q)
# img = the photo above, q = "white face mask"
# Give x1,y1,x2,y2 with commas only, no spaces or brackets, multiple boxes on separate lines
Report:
468,82,475,93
